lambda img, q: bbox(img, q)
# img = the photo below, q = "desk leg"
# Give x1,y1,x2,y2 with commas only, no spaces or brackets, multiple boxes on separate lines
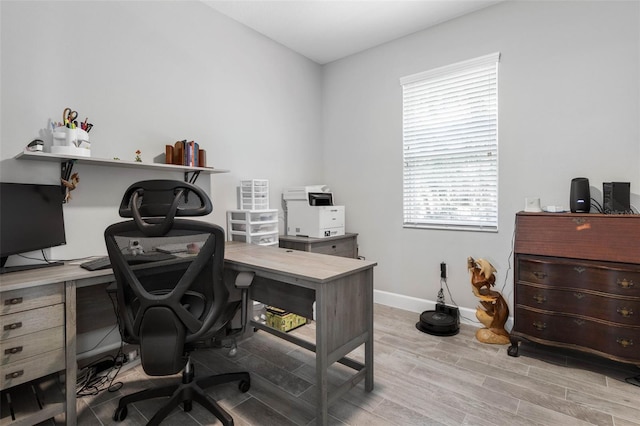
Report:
65,281,77,425
365,268,374,391
315,286,329,426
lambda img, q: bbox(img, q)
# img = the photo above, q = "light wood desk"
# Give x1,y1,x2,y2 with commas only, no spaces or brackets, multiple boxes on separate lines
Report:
0,242,376,426
225,242,376,425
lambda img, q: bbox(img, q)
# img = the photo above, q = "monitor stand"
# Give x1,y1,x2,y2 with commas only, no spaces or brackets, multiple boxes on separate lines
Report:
0,261,64,275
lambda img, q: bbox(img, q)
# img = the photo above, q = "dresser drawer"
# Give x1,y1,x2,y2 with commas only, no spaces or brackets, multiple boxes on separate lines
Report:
1,348,65,390
515,213,640,263
514,308,640,363
516,283,640,326
517,256,640,297
1,326,65,366
0,304,64,340
1,283,64,315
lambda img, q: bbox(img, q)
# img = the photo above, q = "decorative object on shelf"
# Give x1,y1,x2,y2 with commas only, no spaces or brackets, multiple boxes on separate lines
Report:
51,107,92,157
61,172,80,203
26,139,44,152
134,150,142,162
468,256,510,344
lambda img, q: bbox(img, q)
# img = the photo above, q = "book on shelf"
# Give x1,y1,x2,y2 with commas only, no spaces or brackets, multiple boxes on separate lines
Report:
166,140,206,167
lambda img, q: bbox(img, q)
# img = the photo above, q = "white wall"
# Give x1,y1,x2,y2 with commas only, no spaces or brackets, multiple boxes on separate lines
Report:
1,1,323,261
322,0,640,317
2,1,639,322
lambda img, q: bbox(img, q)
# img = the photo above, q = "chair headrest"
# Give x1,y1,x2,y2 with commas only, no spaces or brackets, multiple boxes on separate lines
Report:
119,180,213,237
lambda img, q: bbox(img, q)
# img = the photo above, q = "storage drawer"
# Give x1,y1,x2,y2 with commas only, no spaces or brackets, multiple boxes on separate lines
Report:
514,307,640,363
1,348,65,390
1,326,65,366
517,255,640,297
0,283,63,315
515,213,640,263
0,304,64,340
516,283,640,326
309,239,356,258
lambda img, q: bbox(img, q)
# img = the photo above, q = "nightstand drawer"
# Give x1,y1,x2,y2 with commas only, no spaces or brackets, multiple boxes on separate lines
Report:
1,283,64,315
1,326,65,366
1,348,65,390
0,304,64,340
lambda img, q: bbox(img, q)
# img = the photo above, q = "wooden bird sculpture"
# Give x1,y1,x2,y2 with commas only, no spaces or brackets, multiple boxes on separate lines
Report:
61,172,79,203
468,256,510,344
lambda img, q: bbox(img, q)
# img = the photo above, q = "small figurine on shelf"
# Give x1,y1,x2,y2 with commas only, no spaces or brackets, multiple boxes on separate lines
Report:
61,172,80,203
134,150,142,162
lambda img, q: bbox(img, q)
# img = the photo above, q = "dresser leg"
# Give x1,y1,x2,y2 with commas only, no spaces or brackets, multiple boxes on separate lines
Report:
507,338,520,357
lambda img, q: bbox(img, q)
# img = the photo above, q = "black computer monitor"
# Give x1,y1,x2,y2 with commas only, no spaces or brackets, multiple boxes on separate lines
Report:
0,182,66,273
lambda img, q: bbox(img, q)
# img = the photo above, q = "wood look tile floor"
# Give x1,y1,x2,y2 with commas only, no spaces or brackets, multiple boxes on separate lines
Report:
59,304,640,425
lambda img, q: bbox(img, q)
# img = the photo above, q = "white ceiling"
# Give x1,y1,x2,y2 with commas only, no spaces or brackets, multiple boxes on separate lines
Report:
203,0,503,64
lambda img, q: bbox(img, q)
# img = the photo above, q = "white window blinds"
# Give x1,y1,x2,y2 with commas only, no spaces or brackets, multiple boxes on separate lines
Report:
401,53,500,231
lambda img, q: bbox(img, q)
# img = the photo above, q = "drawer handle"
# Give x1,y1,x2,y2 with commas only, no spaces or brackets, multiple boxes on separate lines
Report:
4,346,23,355
533,321,546,331
532,294,546,304
572,217,587,225
573,292,585,300
5,370,24,380
573,266,586,274
332,245,337,249
4,297,23,306
573,319,586,326
616,338,634,348
532,272,547,280
617,307,634,318
3,322,22,331
617,278,635,289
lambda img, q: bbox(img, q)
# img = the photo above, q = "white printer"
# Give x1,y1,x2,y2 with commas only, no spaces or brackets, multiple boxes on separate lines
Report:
283,185,345,238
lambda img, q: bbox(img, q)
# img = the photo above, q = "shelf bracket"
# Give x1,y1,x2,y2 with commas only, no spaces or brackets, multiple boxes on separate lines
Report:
60,160,76,201
184,170,201,184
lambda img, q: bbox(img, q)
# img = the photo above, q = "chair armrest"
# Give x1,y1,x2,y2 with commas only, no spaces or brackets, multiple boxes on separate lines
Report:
234,272,254,289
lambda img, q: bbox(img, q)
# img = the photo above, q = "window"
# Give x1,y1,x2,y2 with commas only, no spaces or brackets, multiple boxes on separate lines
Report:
401,52,500,232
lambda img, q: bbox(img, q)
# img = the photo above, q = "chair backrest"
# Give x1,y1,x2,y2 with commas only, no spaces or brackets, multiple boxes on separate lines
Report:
104,180,227,375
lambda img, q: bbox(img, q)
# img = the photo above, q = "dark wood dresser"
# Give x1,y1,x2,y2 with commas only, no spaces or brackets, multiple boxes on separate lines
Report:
509,212,640,365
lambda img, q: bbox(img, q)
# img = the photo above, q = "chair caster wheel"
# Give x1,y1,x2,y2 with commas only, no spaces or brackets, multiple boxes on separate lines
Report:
239,380,250,393
113,405,128,422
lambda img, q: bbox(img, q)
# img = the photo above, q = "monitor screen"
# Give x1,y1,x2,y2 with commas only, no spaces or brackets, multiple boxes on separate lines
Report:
1,182,66,267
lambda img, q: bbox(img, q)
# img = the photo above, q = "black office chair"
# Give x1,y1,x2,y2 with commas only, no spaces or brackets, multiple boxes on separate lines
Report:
104,180,251,426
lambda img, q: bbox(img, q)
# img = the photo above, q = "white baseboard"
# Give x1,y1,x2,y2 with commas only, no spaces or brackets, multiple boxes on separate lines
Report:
374,289,514,330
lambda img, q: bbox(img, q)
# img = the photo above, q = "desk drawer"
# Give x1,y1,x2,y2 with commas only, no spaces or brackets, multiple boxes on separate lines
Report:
1,283,64,315
1,348,65,390
309,239,356,258
0,304,64,340
1,326,64,366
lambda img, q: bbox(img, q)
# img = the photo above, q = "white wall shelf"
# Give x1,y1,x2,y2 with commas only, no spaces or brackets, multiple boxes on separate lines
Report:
15,151,229,200
14,151,229,174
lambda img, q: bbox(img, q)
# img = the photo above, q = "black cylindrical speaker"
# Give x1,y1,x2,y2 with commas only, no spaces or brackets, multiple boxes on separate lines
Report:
570,177,590,213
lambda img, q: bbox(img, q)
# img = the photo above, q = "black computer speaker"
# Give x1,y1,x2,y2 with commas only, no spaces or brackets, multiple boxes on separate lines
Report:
603,182,631,214
570,178,590,213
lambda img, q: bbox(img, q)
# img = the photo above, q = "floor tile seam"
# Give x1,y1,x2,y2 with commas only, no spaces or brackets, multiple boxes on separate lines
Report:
565,388,640,421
